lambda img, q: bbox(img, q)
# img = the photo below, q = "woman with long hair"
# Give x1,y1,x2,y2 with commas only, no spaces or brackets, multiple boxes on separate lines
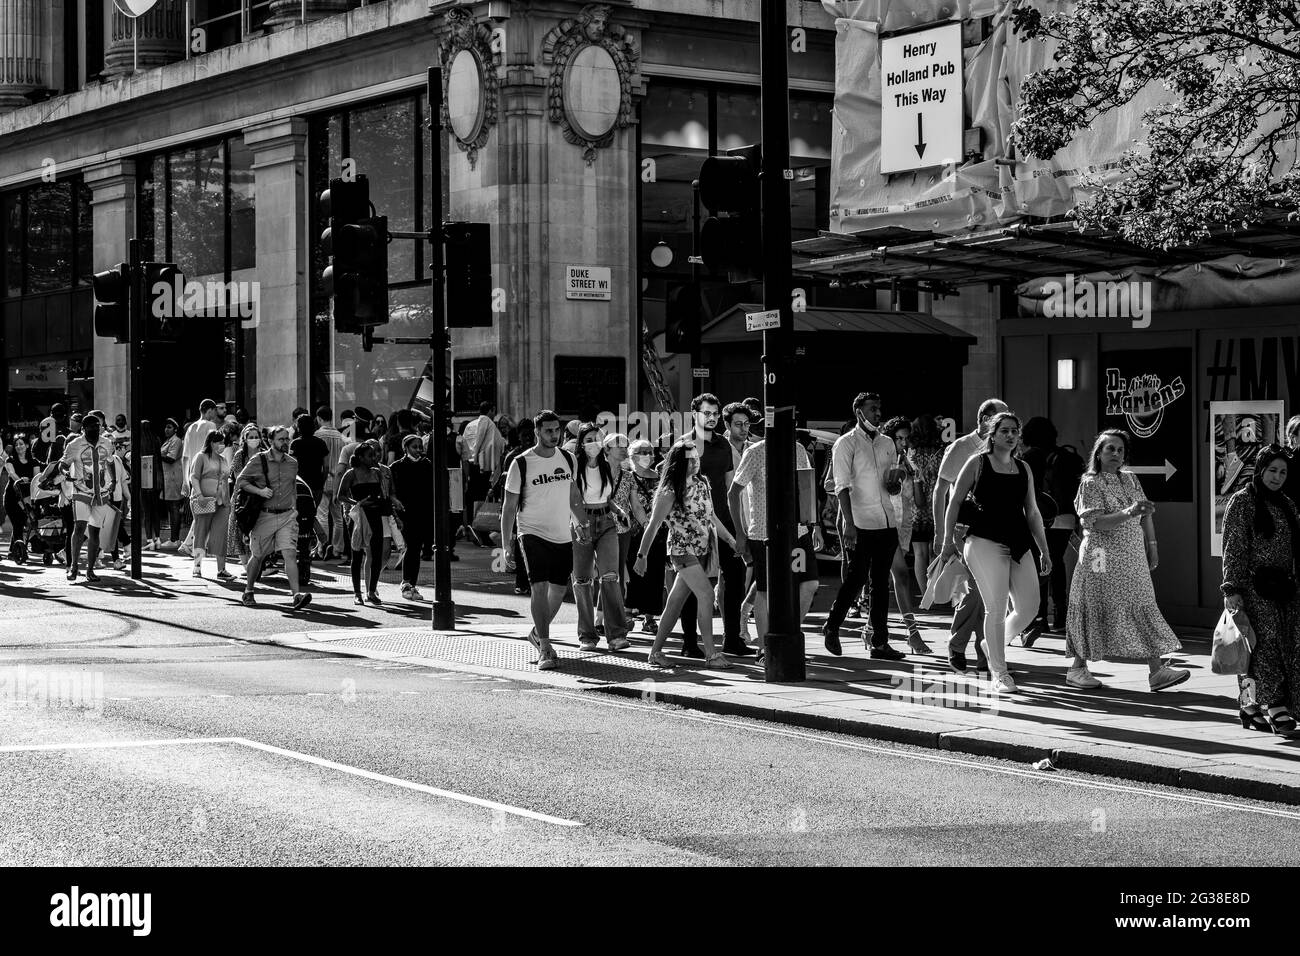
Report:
1064,429,1188,691
635,439,738,669
226,424,263,565
338,440,397,604
882,416,930,654
188,429,232,579
571,422,630,650
906,412,945,594
1222,445,1300,734
940,411,1050,694
3,434,37,560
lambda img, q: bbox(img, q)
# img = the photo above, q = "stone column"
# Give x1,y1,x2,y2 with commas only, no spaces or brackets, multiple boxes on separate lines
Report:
103,0,185,78
0,0,47,110
244,117,309,426
84,159,136,419
264,0,352,33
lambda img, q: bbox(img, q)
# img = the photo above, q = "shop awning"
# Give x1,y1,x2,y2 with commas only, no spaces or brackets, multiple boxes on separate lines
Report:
701,302,977,344
792,214,1300,294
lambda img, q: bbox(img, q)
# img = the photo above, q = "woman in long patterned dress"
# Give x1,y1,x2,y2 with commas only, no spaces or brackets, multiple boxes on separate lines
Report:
1221,445,1300,735
1064,429,1190,691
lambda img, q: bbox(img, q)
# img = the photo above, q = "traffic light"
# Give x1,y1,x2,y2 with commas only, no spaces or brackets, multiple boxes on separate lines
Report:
699,144,762,280
92,263,131,342
320,175,389,334
444,221,493,328
665,281,702,354
143,261,183,342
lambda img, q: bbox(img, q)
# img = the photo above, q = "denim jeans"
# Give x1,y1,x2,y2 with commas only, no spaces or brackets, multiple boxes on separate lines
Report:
574,511,628,641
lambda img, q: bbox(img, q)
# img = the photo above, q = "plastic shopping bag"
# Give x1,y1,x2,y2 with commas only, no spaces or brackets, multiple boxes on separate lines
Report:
1211,608,1256,676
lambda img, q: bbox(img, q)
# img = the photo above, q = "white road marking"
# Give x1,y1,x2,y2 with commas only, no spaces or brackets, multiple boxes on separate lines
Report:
0,736,583,828
533,690,1300,822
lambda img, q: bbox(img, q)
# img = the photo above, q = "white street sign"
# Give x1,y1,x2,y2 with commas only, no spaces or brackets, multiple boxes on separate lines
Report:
880,22,963,174
745,309,781,332
565,265,611,301
692,367,710,378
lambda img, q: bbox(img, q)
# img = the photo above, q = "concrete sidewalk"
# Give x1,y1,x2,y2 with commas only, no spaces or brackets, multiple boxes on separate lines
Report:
259,603,1300,806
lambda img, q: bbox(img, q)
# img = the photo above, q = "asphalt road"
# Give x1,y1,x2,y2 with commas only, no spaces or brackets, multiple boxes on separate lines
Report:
2,552,1299,866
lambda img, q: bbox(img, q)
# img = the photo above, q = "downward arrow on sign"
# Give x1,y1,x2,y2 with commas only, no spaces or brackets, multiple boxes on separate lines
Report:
914,114,927,159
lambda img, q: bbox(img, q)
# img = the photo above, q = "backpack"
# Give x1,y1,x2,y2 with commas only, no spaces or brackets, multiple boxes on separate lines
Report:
515,448,575,513
1044,444,1085,517
234,452,270,534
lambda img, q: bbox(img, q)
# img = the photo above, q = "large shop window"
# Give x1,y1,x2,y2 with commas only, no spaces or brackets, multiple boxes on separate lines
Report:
638,84,833,352
0,179,95,429
308,92,440,416
138,135,256,423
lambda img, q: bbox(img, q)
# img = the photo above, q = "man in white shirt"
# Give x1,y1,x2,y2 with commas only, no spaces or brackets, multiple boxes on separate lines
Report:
729,438,822,664
500,409,591,672
931,397,1008,673
314,404,347,558
822,392,906,660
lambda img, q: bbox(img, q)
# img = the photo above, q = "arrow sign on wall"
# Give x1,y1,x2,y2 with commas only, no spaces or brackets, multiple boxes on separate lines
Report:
915,115,926,159
1128,460,1178,480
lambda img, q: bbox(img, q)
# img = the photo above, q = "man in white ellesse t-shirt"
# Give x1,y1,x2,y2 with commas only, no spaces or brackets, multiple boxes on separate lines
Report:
501,409,591,671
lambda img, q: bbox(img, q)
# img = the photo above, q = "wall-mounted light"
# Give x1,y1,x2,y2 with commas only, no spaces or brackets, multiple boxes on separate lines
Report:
1057,358,1076,390
650,241,674,268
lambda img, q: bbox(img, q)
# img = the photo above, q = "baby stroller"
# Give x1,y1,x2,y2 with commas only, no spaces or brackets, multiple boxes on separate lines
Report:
27,480,67,566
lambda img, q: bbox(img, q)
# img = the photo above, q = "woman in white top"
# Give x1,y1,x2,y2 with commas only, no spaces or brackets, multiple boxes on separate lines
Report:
572,423,630,651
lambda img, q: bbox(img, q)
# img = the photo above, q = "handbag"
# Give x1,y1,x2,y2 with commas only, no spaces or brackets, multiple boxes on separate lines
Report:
234,453,269,535
957,455,985,526
1253,566,1297,603
703,527,720,578
1211,608,1256,675
471,499,503,538
190,495,217,516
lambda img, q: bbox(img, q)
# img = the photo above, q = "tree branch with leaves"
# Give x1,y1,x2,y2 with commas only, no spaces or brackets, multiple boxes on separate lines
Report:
1011,0,1300,249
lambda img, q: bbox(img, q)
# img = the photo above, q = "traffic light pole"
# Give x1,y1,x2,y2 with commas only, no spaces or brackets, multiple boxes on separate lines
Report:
427,65,456,632
128,238,144,581
760,0,803,682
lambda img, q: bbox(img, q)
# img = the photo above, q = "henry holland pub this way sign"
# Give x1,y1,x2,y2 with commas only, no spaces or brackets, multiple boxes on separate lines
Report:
879,22,963,175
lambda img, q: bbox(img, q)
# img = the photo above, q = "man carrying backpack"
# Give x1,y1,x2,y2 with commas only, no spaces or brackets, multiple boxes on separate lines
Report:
500,409,591,671
1019,416,1083,634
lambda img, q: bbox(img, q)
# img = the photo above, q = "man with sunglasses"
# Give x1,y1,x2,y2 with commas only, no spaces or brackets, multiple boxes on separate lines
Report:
677,393,753,658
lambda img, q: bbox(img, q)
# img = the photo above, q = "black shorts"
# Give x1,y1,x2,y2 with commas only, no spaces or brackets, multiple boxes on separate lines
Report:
519,534,574,587
749,532,821,593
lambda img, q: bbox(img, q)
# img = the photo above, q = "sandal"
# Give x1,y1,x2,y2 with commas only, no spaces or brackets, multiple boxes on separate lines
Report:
706,652,733,670
1240,706,1271,732
647,651,674,668
1266,707,1298,736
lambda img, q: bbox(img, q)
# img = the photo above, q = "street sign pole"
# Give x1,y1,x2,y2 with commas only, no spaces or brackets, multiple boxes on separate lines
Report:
760,0,803,682
128,238,144,581
427,65,456,631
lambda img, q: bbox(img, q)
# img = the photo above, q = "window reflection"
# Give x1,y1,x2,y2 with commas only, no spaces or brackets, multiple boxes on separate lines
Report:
169,142,226,280
26,183,74,294
350,98,417,284
229,135,256,271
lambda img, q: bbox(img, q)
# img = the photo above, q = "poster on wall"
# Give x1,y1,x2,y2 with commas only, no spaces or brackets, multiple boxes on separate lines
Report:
1209,401,1284,556
1098,348,1194,502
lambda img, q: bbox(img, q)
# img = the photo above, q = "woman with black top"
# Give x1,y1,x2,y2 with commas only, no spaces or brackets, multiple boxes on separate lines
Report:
338,441,401,605
940,411,1050,694
4,434,37,557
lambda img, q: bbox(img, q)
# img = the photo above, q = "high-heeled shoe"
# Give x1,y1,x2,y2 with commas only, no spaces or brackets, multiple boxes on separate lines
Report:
1240,707,1271,732
1265,707,1298,736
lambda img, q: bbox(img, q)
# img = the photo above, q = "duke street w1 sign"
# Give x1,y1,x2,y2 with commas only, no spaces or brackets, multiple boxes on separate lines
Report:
879,22,963,174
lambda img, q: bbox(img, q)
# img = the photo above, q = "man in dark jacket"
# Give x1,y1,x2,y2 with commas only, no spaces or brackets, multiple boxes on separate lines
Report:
390,433,433,601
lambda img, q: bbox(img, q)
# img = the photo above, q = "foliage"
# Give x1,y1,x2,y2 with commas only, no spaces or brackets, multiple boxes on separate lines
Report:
1011,0,1300,248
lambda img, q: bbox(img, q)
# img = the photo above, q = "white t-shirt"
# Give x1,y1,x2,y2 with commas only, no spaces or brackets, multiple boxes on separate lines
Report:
581,465,611,505
938,430,983,485
506,448,575,544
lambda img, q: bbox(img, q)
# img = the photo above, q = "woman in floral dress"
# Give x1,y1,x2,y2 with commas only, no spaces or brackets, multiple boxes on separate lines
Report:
634,439,737,670
1064,429,1190,692
1221,445,1300,735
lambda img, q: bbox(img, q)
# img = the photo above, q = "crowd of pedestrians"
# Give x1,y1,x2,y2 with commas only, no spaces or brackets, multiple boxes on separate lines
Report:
6,391,1300,741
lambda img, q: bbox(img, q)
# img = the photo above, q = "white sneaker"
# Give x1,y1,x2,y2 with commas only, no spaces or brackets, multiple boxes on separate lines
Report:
990,672,1018,694
406,587,425,602
578,638,599,652
1066,666,1102,689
